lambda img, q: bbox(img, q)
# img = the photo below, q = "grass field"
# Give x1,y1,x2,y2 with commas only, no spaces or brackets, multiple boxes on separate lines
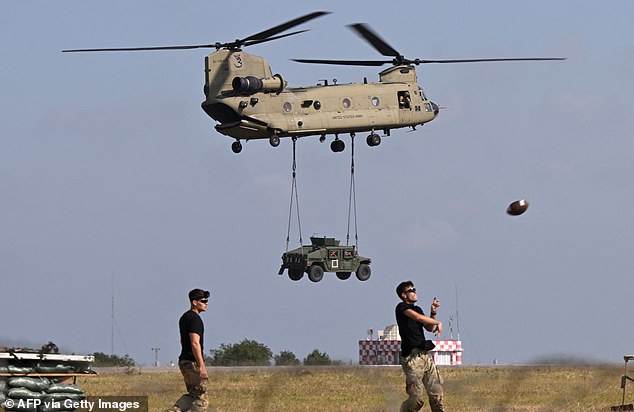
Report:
77,365,632,411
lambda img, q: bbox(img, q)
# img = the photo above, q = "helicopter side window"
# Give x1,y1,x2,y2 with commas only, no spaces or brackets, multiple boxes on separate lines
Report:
398,91,411,109
283,102,292,112
371,97,380,107
301,100,321,110
342,98,351,109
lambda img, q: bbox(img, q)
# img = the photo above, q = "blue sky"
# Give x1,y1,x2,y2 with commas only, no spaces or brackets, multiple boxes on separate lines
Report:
1,1,633,365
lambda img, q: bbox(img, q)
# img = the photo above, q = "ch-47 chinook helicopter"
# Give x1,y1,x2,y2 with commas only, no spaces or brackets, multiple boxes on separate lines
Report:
64,11,564,154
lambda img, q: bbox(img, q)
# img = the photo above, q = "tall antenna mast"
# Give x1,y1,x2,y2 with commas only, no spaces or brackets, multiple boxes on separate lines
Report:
455,283,461,340
111,273,115,355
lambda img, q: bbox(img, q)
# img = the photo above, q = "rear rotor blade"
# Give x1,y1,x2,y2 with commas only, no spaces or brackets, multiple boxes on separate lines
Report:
414,57,567,64
348,23,401,58
292,56,566,67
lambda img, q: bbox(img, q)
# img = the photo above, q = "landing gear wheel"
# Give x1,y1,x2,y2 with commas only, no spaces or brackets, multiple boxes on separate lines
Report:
308,265,324,282
288,269,303,281
367,134,381,147
336,272,351,280
231,141,243,154
356,264,372,281
269,135,280,147
330,139,345,152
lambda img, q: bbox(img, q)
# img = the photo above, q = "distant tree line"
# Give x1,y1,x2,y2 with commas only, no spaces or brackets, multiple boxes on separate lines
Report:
207,339,342,366
92,352,136,367
90,341,339,367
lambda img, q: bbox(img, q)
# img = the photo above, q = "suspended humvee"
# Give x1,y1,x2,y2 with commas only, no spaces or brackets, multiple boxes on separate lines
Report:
278,236,371,282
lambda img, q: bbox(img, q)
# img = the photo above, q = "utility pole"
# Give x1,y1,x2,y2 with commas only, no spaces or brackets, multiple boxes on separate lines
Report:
151,347,160,367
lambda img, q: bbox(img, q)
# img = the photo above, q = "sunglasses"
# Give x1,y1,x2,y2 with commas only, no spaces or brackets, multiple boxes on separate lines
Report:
198,299,209,304
404,288,416,294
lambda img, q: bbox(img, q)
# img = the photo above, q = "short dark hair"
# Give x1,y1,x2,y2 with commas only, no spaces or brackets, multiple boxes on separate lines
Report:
396,281,414,299
188,288,210,302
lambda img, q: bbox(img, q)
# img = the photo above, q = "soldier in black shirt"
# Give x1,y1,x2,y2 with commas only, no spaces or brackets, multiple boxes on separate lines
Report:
167,288,210,412
395,281,444,412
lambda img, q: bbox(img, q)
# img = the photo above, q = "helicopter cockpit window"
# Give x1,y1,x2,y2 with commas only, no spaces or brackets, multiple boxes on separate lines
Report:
371,97,380,107
283,102,292,112
397,91,411,109
342,98,351,109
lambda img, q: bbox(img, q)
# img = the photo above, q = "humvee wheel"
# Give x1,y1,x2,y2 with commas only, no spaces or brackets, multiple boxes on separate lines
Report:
356,264,372,281
308,265,324,282
288,269,303,281
336,272,351,280
231,141,243,153
269,135,281,147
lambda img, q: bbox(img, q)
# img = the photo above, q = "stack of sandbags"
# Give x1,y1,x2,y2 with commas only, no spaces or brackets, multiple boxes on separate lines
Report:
0,377,84,412
0,378,8,408
1,376,46,411
34,366,73,375
40,382,84,412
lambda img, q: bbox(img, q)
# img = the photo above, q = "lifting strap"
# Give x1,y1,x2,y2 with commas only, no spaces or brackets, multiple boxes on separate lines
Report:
285,137,303,252
346,135,359,250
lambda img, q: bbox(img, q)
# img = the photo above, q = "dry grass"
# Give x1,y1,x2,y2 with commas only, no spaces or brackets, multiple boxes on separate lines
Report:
77,365,631,411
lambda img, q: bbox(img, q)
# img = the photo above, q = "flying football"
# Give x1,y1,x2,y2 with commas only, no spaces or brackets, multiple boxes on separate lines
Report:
507,199,529,216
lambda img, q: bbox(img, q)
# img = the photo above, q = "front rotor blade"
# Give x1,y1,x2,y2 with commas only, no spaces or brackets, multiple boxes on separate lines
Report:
242,11,330,43
63,11,330,53
62,44,216,53
243,30,310,47
292,58,389,66
348,23,401,58
415,57,567,64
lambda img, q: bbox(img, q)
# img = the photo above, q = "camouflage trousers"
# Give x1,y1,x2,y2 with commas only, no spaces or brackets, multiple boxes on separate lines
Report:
399,349,444,412
172,360,209,412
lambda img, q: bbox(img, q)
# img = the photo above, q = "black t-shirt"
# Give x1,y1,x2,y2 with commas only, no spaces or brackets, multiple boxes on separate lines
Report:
395,301,427,357
178,310,204,362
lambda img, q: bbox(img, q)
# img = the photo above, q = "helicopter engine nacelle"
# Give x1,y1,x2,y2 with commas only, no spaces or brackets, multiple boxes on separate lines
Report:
232,74,286,95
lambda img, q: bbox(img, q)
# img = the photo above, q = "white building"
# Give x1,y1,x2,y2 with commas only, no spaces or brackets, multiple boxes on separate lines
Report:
359,324,463,366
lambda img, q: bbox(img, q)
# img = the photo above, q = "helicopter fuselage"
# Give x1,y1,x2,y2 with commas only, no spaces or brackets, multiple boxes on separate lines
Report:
201,50,438,151
63,11,562,154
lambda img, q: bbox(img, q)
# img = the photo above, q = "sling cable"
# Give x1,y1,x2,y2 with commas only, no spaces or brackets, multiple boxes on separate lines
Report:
279,135,372,282
285,137,303,253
